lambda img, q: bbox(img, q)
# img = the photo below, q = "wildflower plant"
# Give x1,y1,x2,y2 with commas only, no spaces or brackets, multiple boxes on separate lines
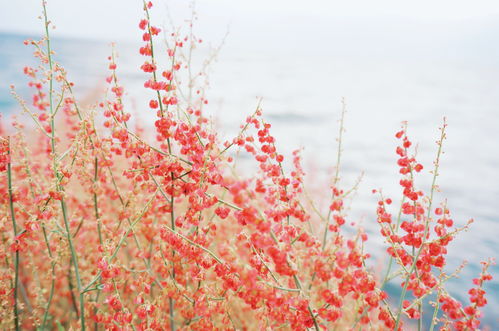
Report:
0,1,493,330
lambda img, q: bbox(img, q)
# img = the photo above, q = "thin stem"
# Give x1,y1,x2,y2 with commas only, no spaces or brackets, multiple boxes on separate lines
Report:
41,226,56,329
20,138,57,328
429,299,440,331
307,101,347,291
322,99,346,251
92,156,102,330
143,0,165,118
162,226,224,265
394,121,447,330
7,137,20,331
94,157,102,246
140,4,178,320
61,199,85,327
169,169,176,331
380,195,406,289
68,260,80,318
42,2,85,329
84,189,158,291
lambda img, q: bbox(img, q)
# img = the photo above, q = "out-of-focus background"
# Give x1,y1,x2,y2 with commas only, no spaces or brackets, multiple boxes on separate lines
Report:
1,0,498,326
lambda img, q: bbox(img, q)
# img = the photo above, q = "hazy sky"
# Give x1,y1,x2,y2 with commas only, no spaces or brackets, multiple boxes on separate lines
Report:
2,0,499,41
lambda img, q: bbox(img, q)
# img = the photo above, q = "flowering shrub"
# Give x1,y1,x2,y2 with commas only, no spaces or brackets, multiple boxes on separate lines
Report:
0,1,493,330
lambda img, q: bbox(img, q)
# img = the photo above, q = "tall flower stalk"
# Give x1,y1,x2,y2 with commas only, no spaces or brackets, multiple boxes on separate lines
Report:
42,2,85,329
7,136,20,331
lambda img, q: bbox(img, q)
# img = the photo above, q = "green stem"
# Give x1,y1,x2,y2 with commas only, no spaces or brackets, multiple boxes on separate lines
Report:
84,190,158,291
92,157,102,330
308,101,346,291
291,274,319,331
429,299,440,331
42,2,86,328
22,139,56,329
318,100,347,256
94,157,102,246
61,199,85,329
379,196,406,289
68,260,80,318
41,226,55,329
7,137,20,331
394,123,447,330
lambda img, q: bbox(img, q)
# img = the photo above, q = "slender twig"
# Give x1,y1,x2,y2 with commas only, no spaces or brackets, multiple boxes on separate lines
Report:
84,189,159,291
394,120,447,330
68,259,80,318
42,2,86,329
322,98,346,250
162,226,224,265
7,137,20,331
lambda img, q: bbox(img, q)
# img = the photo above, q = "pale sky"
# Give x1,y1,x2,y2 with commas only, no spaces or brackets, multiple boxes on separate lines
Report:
2,0,499,41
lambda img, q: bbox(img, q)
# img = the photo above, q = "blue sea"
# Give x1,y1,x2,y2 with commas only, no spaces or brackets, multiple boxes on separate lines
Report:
1,27,498,327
